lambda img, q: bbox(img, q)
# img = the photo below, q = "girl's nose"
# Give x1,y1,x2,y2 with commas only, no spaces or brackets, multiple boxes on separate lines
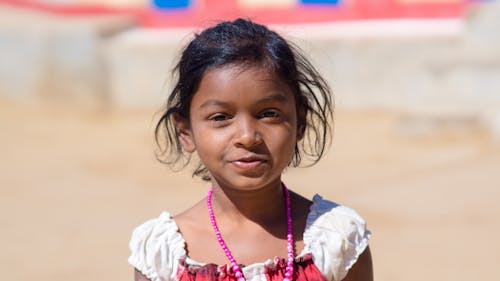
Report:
235,117,263,148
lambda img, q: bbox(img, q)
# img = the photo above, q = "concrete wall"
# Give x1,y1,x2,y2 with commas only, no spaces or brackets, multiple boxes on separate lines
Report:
103,29,190,107
0,5,135,105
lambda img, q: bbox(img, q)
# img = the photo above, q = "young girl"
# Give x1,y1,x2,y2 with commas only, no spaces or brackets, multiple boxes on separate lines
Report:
129,19,372,281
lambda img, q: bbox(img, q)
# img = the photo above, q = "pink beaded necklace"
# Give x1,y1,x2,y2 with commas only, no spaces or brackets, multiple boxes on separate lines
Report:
207,184,294,281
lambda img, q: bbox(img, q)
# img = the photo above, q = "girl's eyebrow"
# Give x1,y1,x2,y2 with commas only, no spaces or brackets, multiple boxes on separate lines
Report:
198,100,230,109
257,93,288,103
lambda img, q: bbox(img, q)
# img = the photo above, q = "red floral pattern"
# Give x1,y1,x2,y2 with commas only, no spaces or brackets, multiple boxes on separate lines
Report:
177,254,327,281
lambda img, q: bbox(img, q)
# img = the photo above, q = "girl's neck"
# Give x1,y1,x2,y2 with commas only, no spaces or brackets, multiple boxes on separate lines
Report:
210,179,287,225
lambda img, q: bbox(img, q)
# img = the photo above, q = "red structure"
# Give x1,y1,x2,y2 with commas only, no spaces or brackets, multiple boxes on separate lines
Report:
0,0,469,28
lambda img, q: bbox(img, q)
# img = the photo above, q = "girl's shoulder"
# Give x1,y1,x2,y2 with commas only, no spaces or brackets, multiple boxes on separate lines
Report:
303,194,371,281
306,194,368,231
128,212,186,281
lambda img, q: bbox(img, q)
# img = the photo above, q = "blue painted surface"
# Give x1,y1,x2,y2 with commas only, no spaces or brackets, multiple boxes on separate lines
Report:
300,0,340,5
153,0,190,9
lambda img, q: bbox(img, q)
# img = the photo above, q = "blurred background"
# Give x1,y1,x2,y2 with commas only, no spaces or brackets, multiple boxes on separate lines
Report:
1,0,500,280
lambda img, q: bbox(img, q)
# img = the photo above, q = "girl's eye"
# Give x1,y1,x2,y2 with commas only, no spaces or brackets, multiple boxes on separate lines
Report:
209,113,230,122
260,110,280,119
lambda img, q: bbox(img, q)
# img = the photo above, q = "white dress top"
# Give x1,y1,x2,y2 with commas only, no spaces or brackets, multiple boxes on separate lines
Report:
128,195,371,281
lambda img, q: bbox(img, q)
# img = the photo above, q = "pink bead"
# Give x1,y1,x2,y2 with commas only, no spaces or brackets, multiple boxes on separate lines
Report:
207,185,294,281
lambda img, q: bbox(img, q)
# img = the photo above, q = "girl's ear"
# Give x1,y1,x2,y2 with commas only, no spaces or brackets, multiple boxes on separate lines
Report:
296,106,307,141
174,113,196,153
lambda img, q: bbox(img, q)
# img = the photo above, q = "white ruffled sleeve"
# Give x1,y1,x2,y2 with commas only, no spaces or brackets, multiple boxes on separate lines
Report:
302,195,371,281
128,212,187,281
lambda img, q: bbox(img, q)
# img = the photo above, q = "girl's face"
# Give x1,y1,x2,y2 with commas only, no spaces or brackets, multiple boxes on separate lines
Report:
177,65,300,191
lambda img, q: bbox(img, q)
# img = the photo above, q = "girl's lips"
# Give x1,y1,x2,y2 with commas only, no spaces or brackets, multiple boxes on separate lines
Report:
231,157,267,169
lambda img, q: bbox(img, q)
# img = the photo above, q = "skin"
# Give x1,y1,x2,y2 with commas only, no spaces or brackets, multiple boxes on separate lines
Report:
134,65,373,281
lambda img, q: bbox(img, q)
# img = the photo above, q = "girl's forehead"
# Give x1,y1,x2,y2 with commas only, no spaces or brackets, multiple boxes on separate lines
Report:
199,65,291,93
191,64,294,107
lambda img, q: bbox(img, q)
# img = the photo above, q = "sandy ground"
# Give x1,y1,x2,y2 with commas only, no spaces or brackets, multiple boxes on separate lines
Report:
1,100,499,281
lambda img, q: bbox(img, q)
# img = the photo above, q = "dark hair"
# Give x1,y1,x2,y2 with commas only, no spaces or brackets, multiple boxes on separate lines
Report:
155,18,333,180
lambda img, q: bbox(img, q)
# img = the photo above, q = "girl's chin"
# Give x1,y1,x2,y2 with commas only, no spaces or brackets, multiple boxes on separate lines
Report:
210,177,282,192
